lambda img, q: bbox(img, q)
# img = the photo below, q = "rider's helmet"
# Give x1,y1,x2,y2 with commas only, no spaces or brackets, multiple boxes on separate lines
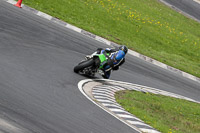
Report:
119,45,128,54
114,45,128,61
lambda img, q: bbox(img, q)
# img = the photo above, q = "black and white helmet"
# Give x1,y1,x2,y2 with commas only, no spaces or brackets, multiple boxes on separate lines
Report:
119,45,128,54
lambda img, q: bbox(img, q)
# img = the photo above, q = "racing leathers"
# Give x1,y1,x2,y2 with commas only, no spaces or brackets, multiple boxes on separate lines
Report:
95,47,126,79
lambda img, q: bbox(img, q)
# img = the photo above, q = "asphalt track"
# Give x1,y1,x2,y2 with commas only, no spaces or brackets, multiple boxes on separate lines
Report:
162,0,200,21
0,1,200,133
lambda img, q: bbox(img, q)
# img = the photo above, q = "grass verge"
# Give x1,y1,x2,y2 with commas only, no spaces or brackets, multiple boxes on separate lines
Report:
22,0,200,77
115,90,200,133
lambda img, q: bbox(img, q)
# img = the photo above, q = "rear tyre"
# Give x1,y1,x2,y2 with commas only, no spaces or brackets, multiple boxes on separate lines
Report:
74,59,95,73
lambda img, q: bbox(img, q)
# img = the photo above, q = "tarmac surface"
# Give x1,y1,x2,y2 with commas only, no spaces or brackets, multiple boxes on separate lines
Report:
162,0,200,21
0,1,200,133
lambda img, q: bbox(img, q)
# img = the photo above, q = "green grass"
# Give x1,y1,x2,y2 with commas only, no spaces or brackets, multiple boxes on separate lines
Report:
115,90,200,133
22,0,200,77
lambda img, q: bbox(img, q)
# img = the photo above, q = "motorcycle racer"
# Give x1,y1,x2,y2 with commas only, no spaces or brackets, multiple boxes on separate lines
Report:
87,45,128,79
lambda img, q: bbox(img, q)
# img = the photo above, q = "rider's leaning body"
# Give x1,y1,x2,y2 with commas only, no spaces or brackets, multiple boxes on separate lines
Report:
89,45,128,79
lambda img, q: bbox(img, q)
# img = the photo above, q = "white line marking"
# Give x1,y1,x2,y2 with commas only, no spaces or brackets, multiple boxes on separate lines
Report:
95,36,111,45
93,93,114,98
127,120,152,128
93,91,114,96
93,89,115,93
7,0,16,4
117,114,136,119
94,86,124,91
102,103,124,109
0,118,19,131
193,0,200,4
97,99,117,103
37,12,52,20
66,24,82,33
95,97,116,103
94,95,115,100
109,108,126,112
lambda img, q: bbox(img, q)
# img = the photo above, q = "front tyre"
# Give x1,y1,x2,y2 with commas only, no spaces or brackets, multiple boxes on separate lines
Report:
74,59,95,73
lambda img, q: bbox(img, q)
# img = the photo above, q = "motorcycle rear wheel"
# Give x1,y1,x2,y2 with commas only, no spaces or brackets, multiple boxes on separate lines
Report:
74,59,95,73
